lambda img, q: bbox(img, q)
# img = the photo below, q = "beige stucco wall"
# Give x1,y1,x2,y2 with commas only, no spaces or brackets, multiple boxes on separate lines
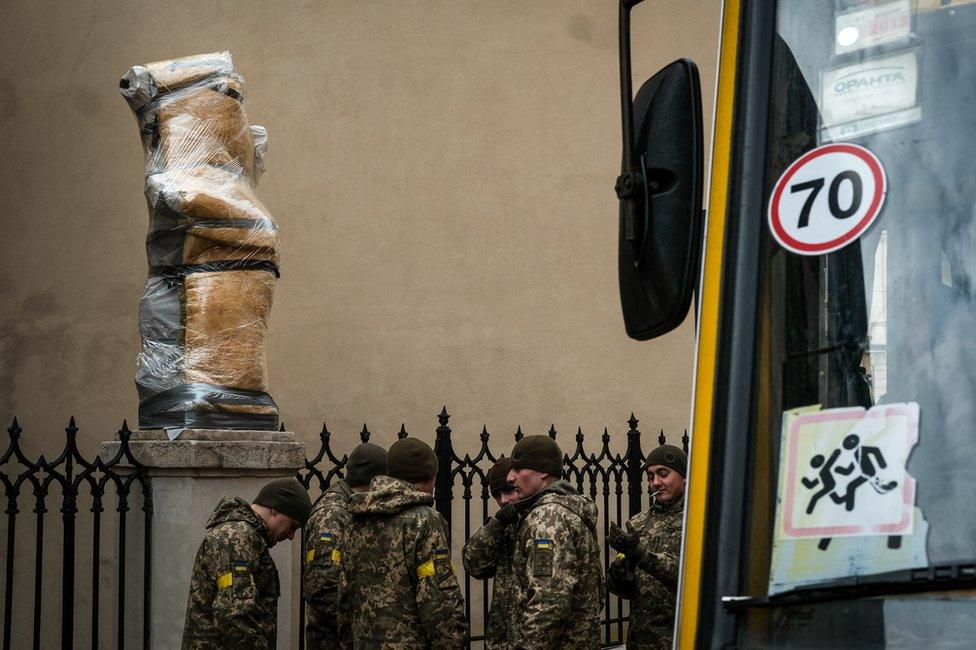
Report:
0,0,721,645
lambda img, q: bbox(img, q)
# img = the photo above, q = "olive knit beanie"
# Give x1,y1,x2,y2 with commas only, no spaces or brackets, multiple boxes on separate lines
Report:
487,457,515,497
345,442,387,488
253,477,312,525
644,444,687,477
510,435,563,477
387,438,438,483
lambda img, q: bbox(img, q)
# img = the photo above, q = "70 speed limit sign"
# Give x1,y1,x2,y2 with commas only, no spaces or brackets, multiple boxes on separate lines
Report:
768,143,887,255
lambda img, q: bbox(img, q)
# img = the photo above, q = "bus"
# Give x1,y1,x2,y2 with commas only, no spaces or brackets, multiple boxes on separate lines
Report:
616,0,976,646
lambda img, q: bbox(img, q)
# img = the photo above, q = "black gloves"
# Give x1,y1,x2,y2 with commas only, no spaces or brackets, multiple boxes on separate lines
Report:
608,521,647,563
495,503,519,526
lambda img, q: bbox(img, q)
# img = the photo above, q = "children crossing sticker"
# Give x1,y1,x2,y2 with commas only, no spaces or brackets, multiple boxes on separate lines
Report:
775,402,918,540
768,143,887,256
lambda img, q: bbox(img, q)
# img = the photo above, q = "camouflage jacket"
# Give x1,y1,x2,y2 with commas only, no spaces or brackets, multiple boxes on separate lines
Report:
182,497,280,650
461,515,518,649
303,479,354,649
510,479,604,650
338,475,468,649
606,495,683,650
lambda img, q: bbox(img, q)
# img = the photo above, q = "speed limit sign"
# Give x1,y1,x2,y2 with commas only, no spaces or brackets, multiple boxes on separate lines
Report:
768,143,887,255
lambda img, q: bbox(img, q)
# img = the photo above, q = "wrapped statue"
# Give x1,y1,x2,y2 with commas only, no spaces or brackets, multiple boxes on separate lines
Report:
120,51,280,431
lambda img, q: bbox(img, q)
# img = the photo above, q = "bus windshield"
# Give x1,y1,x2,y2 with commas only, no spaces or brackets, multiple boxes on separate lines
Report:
747,0,976,622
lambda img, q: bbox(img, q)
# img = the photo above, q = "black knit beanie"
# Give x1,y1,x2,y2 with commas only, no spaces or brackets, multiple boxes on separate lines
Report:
510,435,562,477
387,438,438,483
253,477,312,525
345,442,387,488
487,457,515,497
644,444,687,477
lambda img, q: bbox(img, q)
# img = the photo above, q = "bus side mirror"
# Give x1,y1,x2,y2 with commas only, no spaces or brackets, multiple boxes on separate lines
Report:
616,2,704,340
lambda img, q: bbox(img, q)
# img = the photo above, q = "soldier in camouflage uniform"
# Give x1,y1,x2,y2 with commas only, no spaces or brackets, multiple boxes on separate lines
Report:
338,437,468,648
182,477,311,649
461,457,521,649
607,444,687,650
506,435,604,649
303,442,387,649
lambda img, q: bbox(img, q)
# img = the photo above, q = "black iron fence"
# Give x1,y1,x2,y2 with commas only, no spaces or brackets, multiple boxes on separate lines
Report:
297,408,688,648
0,418,151,650
0,410,686,649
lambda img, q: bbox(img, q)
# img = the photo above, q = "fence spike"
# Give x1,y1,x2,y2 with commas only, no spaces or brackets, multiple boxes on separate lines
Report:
602,426,610,444
398,423,408,439
658,429,666,446
682,429,690,452
576,426,584,443
319,421,330,441
628,413,639,430
68,415,77,429
437,406,450,427
119,420,131,440
360,423,371,443
9,416,21,436
548,424,557,439
514,425,524,442
480,425,489,443
279,422,286,432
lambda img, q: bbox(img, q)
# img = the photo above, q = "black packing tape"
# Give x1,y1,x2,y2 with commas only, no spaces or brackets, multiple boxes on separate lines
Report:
138,382,279,431
149,259,280,278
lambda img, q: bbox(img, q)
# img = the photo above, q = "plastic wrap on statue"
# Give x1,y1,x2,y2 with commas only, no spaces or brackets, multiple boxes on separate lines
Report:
121,51,280,430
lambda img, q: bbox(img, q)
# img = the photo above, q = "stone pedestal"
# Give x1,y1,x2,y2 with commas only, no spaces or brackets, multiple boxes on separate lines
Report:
101,429,305,650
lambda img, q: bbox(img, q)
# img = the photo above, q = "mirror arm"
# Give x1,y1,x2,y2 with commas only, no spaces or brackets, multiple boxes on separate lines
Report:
616,0,648,266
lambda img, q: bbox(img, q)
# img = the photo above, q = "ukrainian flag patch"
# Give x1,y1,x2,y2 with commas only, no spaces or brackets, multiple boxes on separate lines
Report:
320,533,334,543
533,539,554,576
233,560,249,572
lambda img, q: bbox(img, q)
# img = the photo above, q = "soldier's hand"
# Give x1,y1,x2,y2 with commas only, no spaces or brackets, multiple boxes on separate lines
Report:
608,557,630,581
495,503,519,526
607,522,635,553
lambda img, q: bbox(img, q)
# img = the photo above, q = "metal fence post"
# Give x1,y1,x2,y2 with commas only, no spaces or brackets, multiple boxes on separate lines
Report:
61,417,78,650
433,407,454,533
625,413,644,517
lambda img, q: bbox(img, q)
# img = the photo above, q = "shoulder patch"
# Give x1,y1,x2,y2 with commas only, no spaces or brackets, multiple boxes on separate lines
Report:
433,548,454,582
532,539,554,577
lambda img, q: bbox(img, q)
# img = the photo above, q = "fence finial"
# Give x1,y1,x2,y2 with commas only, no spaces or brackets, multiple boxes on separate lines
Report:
625,412,644,517
548,424,557,440
360,423,370,443
398,423,408,439
438,406,450,427
658,429,666,446
319,421,331,441
8,416,20,437
279,422,286,432
480,425,489,443
514,425,524,442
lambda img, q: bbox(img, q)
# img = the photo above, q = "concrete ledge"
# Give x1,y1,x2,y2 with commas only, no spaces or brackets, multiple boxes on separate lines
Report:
100,429,306,472
133,428,297,442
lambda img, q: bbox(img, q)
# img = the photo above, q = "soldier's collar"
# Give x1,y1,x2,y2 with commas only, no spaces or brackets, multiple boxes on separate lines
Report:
651,494,685,514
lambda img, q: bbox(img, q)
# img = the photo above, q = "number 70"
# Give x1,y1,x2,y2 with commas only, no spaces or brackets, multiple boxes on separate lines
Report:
790,170,862,228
